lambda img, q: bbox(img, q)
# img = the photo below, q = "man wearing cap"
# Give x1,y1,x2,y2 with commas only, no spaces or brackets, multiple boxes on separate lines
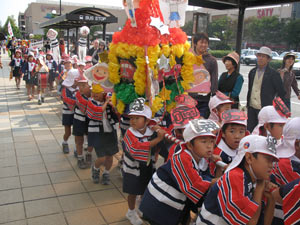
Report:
218,52,244,109
247,46,287,132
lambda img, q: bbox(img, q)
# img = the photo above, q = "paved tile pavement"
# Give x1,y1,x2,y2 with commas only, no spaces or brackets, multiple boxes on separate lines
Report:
0,55,141,225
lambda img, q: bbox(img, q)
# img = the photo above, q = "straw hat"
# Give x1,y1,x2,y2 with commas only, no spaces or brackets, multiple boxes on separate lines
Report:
222,51,239,65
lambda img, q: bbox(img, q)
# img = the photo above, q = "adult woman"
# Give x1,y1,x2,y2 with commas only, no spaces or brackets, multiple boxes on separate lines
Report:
278,52,300,110
218,51,244,109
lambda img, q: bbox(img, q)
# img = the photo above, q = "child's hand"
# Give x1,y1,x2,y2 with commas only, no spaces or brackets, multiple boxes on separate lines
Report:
156,128,166,140
211,154,222,163
264,181,278,193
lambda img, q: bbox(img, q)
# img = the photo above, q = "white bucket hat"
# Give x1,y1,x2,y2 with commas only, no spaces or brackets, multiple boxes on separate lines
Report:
252,105,288,135
277,117,300,158
209,91,233,111
221,109,247,127
256,46,272,58
62,69,80,87
128,98,152,120
183,119,220,143
225,135,279,173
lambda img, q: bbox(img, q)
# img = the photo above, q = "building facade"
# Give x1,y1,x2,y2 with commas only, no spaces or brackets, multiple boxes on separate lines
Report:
18,13,26,38
20,0,127,38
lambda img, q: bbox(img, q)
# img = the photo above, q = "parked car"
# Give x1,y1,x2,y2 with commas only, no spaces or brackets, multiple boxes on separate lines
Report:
244,49,258,65
271,51,279,58
240,49,250,64
273,51,289,61
293,61,300,79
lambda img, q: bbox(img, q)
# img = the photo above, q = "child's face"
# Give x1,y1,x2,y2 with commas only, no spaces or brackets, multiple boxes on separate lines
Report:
247,153,275,180
78,65,85,71
64,62,72,70
28,56,33,62
174,128,184,140
93,92,105,102
223,124,246,150
82,84,91,97
78,82,87,94
265,123,285,140
46,55,52,60
16,52,21,58
188,136,215,160
217,103,232,116
130,115,148,131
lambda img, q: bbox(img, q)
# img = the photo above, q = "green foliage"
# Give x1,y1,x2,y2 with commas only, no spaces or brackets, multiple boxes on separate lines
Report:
207,16,234,49
90,25,103,40
182,20,193,36
246,16,284,45
283,18,300,50
209,50,231,58
3,16,21,38
269,60,283,70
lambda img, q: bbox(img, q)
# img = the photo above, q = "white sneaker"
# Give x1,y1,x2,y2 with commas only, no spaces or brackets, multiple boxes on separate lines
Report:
126,209,143,225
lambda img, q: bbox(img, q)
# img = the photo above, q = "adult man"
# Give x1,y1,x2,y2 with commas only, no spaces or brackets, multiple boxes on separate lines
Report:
189,33,218,119
247,46,286,132
7,36,16,60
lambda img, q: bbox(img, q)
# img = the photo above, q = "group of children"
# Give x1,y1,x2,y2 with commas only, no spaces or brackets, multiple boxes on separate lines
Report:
9,47,300,225
8,47,93,104
111,92,299,225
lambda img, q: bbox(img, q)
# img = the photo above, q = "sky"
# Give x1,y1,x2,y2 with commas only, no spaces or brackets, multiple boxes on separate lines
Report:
0,0,124,26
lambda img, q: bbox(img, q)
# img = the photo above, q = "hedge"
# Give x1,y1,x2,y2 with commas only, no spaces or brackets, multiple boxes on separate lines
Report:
269,60,283,70
209,50,232,58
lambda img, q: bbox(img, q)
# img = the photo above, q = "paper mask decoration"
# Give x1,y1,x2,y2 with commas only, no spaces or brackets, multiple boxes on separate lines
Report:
130,97,146,112
84,63,114,92
175,94,197,107
266,134,277,154
171,105,200,128
221,109,247,122
190,119,220,134
273,97,291,118
216,91,230,101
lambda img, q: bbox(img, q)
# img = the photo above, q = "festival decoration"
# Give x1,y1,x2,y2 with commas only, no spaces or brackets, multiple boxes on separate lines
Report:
78,26,90,62
108,0,204,116
273,97,291,118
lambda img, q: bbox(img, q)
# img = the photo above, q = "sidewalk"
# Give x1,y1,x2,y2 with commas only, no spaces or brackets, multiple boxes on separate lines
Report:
0,57,133,225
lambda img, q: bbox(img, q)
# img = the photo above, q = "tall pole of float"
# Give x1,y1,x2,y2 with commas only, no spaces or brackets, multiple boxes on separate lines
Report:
59,0,62,15
236,3,245,72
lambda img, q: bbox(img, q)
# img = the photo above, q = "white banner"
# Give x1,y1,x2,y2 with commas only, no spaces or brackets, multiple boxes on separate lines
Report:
8,21,14,37
30,39,44,49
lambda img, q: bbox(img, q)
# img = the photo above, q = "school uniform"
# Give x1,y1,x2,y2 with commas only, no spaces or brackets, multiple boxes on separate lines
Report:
61,87,76,126
140,148,212,225
22,61,37,85
121,127,157,195
210,139,238,176
279,178,300,225
45,59,58,83
271,157,300,224
9,57,23,77
86,99,119,158
72,91,89,136
197,167,259,225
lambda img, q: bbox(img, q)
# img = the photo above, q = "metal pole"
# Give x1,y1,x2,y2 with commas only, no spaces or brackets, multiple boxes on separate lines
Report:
67,28,69,54
102,24,106,41
59,0,62,16
87,28,90,50
75,27,78,55
235,6,245,71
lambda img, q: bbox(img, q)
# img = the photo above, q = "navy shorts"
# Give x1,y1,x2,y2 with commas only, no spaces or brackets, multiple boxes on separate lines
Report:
62,113,74,126
72,118,88,136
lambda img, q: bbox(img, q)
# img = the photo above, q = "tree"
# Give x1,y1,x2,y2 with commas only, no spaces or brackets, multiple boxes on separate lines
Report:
3,16,21,38
283,18,300,51
247,16,283,46
207,16,234,49
182,20,193,36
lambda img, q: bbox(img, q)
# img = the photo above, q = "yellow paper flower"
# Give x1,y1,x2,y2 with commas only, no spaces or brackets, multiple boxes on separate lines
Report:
159,87,171,101
116,100,125,114
151,96,164,116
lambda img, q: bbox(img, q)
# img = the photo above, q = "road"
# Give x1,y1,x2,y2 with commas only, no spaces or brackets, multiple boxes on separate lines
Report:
217,60,300,117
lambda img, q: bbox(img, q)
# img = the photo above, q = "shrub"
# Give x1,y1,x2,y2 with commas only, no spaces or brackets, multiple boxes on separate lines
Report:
209,50,232,58
269,60,283,70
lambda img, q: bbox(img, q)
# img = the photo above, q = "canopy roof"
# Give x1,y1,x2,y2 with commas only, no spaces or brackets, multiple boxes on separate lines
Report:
40,7,118,29
188,0,300,10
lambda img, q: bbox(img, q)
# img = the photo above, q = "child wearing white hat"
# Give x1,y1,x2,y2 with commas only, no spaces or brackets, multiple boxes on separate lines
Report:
197,135,278,225
140,119,219,225
271,117,300,224
252,98,289,143
211,109,247,177
208,91,233,124
122,98,166,225
61,67,79,154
